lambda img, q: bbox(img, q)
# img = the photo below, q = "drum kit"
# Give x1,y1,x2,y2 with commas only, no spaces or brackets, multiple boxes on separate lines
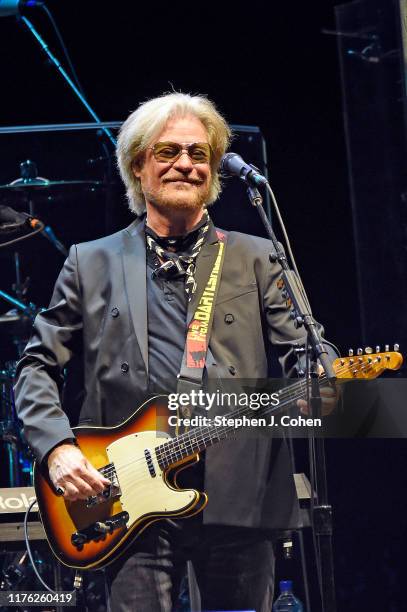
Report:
0,159,108,488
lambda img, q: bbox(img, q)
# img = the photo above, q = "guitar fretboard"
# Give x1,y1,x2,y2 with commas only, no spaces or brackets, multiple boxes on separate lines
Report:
155,383,303,469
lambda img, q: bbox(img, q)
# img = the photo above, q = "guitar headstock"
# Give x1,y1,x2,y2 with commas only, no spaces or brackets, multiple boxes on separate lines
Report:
333,345,403,380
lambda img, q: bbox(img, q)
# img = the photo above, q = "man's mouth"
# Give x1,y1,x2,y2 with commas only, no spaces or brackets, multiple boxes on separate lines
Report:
164,178,202,185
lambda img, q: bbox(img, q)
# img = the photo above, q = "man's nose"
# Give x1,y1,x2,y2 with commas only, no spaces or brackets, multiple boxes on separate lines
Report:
173,152,194,172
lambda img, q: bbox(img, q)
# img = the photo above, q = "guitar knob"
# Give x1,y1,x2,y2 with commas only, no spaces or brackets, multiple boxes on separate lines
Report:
71,532,87,546
348,349,354,356
365,347,372,354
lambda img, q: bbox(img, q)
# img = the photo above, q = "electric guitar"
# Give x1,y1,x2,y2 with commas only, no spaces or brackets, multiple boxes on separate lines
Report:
34,349,403,570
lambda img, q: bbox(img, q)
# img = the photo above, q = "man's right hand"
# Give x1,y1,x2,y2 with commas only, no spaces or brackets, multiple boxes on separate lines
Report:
47,443,111,501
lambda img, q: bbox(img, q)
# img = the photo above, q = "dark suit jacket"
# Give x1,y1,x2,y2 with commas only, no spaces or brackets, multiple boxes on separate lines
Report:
15,220,337,530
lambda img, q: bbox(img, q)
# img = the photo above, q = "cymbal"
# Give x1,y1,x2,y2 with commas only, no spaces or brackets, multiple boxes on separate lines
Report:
0,178,107,195
0,313,21,324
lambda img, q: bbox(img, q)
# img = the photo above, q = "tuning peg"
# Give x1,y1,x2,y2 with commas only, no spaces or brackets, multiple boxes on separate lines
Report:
365,347,372,354
348,349,354,356
394,343,400,352
385,344,389,352
357,348,363,355
375,345,380,353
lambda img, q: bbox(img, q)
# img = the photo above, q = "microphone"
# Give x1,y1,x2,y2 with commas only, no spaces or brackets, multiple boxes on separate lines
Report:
0,205,68,255
0,205,33,231
220,152,269,187
0,0,42,17
0,204,42,233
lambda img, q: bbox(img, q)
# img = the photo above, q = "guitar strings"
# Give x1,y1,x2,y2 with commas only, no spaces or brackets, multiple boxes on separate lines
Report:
106,356,383,507
95,356,384,488
97,356,382,483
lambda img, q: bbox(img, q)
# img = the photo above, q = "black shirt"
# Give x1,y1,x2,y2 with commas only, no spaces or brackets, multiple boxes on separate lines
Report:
145,216,208,394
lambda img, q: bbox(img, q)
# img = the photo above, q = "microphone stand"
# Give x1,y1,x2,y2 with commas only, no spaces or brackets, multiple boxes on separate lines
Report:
245,183,337,612
19,16,116,147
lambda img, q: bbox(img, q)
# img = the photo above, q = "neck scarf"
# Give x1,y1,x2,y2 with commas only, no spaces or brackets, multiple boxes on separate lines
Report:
145,211,210,300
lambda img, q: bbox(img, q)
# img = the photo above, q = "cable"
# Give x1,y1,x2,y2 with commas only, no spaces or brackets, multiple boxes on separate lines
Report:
266,183,313,315
0,220,44,248
40,3,86,97
23,499,77,594
39,4,118,154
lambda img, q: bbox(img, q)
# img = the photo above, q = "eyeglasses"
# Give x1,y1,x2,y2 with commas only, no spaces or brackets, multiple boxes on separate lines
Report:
149,141,211,164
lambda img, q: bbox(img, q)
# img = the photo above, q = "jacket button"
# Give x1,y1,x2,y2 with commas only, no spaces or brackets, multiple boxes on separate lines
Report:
224,314,234,324
111,307,120,318
229,366,236,375
121,362,129,373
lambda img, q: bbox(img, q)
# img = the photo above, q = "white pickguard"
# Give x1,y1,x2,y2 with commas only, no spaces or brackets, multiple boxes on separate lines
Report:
106,431,196,526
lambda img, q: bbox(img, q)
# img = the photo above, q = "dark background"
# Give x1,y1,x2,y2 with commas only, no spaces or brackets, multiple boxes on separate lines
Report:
1,0,407,609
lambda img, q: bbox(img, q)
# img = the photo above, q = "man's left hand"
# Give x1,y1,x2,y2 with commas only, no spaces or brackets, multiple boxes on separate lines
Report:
297,383,339,416
297,365,340,416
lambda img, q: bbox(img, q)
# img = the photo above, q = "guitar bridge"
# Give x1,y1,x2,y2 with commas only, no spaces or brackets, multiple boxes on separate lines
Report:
86,463,121,508
86,484,121,508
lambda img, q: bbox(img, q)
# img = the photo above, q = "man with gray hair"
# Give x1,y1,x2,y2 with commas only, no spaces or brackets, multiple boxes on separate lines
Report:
15,91,337,611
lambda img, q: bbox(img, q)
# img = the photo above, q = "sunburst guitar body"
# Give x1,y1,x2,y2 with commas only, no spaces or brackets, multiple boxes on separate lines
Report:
34,398,206,570
34,350,403,570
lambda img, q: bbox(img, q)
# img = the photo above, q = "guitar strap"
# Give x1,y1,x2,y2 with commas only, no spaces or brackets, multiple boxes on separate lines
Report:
176,229,228,415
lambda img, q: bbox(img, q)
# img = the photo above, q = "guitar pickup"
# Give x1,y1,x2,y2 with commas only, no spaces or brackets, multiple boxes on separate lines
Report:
71,511,129,548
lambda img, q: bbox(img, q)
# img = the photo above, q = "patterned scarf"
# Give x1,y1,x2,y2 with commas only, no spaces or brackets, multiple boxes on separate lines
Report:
145,212,210,300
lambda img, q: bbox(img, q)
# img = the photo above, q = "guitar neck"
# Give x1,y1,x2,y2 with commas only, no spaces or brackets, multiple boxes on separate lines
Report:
155,349,403,470
155,378,309,469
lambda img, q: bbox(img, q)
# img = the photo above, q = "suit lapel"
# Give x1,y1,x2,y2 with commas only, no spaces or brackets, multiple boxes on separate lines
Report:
121,221,148,374
187,223,220,325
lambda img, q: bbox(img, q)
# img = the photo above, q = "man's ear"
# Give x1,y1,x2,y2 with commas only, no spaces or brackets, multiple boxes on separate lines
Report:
132,156,143,178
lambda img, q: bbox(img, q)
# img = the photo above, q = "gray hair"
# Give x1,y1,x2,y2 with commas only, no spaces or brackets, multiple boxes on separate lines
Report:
116,92,232,215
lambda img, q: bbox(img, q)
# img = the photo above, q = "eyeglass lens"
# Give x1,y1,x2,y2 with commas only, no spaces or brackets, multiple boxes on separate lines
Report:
152,142,211,163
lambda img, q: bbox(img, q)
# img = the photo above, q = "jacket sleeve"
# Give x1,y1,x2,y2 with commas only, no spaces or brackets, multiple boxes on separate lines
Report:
261,258,339,377
14,245,82,463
